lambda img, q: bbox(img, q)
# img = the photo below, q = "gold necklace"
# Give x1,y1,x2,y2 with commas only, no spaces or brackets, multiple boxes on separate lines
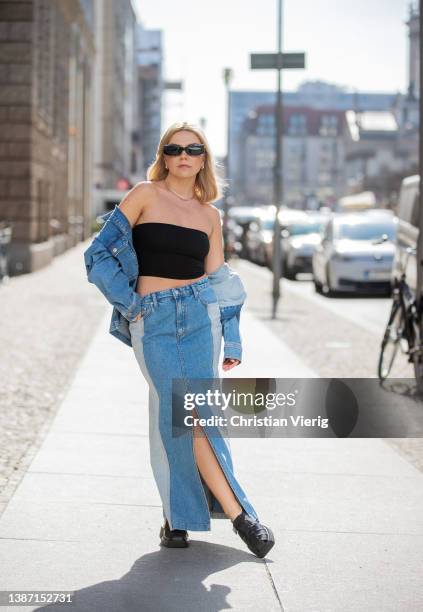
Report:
164,180,195,201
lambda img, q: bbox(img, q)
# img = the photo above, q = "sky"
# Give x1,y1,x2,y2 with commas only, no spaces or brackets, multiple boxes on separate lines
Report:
134,0,414,157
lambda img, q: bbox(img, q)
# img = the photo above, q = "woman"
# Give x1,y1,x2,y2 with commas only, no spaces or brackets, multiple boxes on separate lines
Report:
83,121,274,559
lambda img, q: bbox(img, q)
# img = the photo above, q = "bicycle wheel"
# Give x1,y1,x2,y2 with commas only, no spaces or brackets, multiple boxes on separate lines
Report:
378,299,404,380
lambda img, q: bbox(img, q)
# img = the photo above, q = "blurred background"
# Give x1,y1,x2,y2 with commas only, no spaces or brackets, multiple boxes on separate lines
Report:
0,0,419,278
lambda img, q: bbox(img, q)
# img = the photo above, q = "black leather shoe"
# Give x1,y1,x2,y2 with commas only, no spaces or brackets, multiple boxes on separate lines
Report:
232,511,275,558
159,519,189,548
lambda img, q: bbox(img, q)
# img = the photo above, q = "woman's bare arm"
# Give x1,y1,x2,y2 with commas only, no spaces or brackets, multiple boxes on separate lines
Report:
204,206,225,274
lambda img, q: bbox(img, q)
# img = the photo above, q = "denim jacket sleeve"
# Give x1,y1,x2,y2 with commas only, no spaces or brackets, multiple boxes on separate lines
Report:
207,262,247,362
83,212,143,323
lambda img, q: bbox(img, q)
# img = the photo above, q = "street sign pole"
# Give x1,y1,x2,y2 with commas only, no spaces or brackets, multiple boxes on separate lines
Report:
250,0,305,319
272,0,283,318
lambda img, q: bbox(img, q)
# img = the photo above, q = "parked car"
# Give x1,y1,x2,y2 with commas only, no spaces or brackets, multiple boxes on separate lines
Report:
228,206,264,259
281,214,330,279
259,209,308,269
391,175,420,293
312,210,397,296
245,210,276,266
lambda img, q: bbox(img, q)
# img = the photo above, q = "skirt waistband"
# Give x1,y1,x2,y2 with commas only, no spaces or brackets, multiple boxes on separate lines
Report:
137,275,210,306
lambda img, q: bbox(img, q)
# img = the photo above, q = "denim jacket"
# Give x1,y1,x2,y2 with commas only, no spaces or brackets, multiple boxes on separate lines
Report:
83,204,247,361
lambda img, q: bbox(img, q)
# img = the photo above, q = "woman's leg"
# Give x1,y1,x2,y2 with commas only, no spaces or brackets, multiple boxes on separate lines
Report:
191,408,242,521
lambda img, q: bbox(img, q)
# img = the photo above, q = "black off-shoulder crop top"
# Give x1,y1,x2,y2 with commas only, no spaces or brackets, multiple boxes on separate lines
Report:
132,222,210,279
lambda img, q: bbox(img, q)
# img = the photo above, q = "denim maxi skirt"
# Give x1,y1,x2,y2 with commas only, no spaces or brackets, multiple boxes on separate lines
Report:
128,275,259,531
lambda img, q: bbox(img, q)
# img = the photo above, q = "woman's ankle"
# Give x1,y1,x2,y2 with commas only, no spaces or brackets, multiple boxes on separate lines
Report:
228,506,244,522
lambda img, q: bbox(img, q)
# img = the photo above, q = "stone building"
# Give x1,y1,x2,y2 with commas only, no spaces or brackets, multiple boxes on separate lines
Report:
0,0,95,274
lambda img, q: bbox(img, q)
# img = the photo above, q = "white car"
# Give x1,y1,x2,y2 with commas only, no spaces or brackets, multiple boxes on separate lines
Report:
312,210,397,296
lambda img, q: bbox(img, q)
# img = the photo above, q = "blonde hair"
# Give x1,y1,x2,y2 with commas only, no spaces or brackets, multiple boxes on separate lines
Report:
146,121,226,204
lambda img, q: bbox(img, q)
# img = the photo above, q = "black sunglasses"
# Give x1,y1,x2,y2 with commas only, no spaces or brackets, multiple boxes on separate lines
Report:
163,143,205,156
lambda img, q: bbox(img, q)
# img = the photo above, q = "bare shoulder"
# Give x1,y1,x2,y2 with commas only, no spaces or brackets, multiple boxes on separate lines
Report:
118,181,155,226
203,203,222,232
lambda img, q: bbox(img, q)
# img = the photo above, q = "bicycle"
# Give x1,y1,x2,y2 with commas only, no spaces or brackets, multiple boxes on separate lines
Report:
378,246,423,389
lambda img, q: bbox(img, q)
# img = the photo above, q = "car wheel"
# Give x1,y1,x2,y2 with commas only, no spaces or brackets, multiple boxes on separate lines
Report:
314,278,323,294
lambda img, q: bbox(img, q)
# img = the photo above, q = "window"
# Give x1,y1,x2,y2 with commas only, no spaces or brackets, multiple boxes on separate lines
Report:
336,221,396,241
288,114,307,136
319,115,338,137
257,114,274,136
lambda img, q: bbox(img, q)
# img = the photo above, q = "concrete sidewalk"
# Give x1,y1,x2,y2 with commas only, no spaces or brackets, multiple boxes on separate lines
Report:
0,307,423,611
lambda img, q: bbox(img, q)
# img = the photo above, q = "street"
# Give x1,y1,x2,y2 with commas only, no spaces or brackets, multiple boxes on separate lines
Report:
235,258,413,380
275,272,393,337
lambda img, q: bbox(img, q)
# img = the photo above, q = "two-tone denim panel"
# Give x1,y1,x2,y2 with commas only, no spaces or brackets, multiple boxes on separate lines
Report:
127,277,259,530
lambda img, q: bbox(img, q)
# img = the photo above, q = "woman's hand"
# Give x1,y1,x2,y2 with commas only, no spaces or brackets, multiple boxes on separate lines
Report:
222,358,241,371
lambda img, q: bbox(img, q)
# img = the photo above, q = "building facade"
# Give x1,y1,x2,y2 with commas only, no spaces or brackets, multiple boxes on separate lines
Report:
135,23,163,179
92,0,137,192
343,110,418,203
0,0,95,274
228,83,400,201
240,106,346,208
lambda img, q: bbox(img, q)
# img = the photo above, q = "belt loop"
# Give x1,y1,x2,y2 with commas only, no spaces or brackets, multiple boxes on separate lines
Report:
191,283,199,298
151,293,157,308
171,288,178,300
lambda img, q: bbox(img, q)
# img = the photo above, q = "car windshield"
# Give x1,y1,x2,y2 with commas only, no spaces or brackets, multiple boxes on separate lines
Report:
289,222,323,236
336,221,395,241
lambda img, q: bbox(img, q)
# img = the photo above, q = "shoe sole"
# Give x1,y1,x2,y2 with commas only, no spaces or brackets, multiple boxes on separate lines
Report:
159,525,189,548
